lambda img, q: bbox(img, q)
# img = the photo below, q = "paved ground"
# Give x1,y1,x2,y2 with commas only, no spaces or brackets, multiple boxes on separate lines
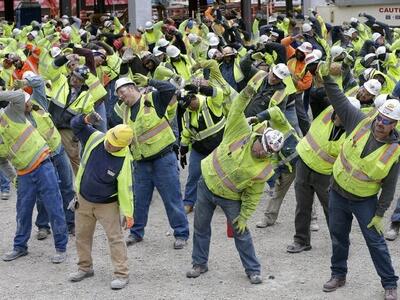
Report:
0,167,399,300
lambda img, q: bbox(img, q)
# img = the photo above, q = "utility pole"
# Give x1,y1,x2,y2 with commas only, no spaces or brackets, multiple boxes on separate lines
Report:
241,0,252,34
4,0,14,23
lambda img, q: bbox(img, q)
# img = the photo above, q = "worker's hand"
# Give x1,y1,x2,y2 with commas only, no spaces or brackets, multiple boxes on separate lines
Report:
13,79,27,90
247,116,259,125
131,73,149,87
121,216,134,229
317,61,330,77
367,215,384,235
84,112,103,125
232,216,247,235
180,155,187,169
251,52,264,61
67,197,78,212
184,84,199,94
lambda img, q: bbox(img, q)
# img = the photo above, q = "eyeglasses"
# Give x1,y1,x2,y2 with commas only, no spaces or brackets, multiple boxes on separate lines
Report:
376,115,397,125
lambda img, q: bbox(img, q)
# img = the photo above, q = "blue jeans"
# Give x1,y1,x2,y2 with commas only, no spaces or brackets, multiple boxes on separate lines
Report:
390,196,400,223
192,178,261,275
329,189,398,288
0,169,10,192
284,104,302,136
183,149,207,207
130,151,189,239
393,81,400,98
14,159,68,252
94,101,108,133
105,79,118,124
36,147,75,230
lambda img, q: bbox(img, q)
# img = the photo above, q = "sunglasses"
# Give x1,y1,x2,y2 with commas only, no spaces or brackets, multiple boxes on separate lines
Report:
376,115,397,125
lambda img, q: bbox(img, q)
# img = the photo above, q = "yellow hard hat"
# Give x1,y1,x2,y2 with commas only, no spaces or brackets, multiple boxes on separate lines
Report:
105,124,134,148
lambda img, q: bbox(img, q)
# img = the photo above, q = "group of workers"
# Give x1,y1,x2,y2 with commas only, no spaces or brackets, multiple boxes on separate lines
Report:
0,3,400,299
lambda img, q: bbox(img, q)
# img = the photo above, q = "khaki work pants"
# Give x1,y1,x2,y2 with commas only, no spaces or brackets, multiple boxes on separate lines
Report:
59,128,80,175
75,194,129,278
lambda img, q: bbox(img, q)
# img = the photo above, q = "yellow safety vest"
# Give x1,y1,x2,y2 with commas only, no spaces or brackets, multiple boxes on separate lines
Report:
171,55,192,82
333,117,400,197
0,112,49,172
75,131,134,218
31,109,61,153
116,93,176,160
296,106,345,175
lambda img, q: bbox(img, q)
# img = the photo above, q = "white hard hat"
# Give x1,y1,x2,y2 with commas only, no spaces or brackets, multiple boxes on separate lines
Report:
374,94,389,109
79,28,86,36
302,23,312,33
262,128,284,153
347,28,357,36
272,63,290,80
363,68,375,80
209,36,220,47
313,49,323,59
378,99,400,121
331,45,344,60
297,42,313,54
62,26,72,35
268,16,277,24
376,46,387,56
270,31,279,38
62,15,69,19
153,46,163,57
363,79,382,96
372,32,382,42
12,28,21,36
305,52,320,65
208,48,218,59
115,77,135,94
364,53,379,66
188,33,198,43
50,47,62,58
22,71,36,80
104,20,113,28
157,38,169,48
145,21,154,30
29,30,38,38
259,35,269,44
62,19,70,26
347,97,361,110
166,45,181,58
207,32,217,40
350,17,358,23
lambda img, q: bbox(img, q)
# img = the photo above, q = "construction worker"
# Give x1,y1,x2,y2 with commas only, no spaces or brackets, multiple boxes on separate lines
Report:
287,97,360,253
186,80,284,285
165,45,194,82
179,83,225,214
113,76,189,249
68,113,134,290
321,68,400,300
219,46,245,92
0,90,68,263
14,73,76,238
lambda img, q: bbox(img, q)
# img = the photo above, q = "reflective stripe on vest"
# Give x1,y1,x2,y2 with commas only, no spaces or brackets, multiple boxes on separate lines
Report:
212,149,241,193
81,133,105,168
12,125,35,153
137,119,170,143
339,150,381,183
248,70,267,90
229,135,251,153
322,111,332,124
25,59,38,74
380,143,399,164
305,134,336,164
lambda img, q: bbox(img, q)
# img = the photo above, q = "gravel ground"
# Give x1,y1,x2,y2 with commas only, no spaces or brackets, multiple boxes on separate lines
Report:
0,167,399,300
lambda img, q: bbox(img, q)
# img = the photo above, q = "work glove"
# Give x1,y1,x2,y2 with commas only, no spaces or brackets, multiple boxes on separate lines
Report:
67,196,78,212
367,215,384,235
180,155,187,169
121,216,134,229
84,112,103,125
131,73,149,87
232,215,247,235
247,116,259,125
251,52,264,61
184,84,199,94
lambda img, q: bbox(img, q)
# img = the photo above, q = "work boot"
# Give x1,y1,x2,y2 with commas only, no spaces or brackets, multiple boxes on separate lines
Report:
2,249,28,261
310,218,320,231
186,265,208,278
323,276,346,292
248,273,263,284
184,205,193,214
173,238,187,250
126,234,142,246
287,242,312,253
256,216,274,228
384,288,397,300
51,251,67,264
69,269,94,282
385,223,400,241
111,277,129,290
1,191,10,200
37,228,51,240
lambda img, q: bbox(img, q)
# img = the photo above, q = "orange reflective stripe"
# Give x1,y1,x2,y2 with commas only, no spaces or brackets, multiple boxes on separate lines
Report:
379,143,399,164
46,127,55,140
254,164,273,180
353,123,370,143
339,151,380,183
17,147,50,176
305,134,336,164
88,80,100,90
25,60,38,74
322,111,332,124
137,119,170,143
229,135,251,153
212,150,240,193
12,125,35,153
